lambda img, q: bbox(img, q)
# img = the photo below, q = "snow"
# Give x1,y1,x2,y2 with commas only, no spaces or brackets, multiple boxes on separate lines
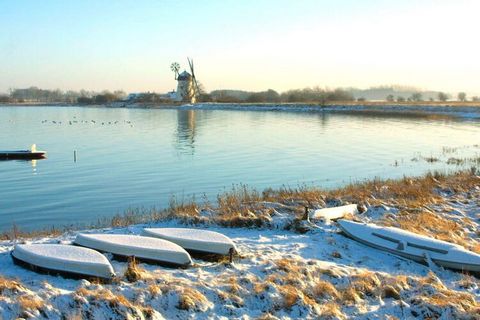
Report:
310,204,359,221
74,234,192,266
1,187,479,319
12,244,115,279
142,228,236,255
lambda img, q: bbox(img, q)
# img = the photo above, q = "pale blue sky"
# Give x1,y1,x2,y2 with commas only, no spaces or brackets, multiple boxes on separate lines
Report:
1,0,479,94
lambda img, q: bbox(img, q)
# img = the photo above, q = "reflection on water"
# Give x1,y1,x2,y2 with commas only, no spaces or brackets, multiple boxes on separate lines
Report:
175,110,197,154
0,106,479,231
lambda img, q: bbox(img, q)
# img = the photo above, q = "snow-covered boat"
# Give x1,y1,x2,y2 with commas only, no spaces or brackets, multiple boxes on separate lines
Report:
310,204,360,221
74,234,192,267
11,244,115,280
0,144,46,160
142,228,237,255
337,219,480,272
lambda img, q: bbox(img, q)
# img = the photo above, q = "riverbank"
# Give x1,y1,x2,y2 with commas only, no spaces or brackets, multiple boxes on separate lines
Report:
1,171,479,319
3,101,480,119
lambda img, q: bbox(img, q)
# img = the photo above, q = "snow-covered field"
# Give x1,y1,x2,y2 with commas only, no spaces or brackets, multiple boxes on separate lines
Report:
1,176,479,319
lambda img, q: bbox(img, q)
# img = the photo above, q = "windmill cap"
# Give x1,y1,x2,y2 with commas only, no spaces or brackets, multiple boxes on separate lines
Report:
177,71,192,80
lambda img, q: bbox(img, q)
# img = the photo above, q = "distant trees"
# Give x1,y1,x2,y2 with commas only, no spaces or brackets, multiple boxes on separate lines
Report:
397,96,406,102
437,92,449,102
210,87,354,104
386,94,395,102
280,87,354,104
458,92,467,102
246,89,280,103
6,87,126,104
410,92,423,102
0,95,12,103
472,96,480,102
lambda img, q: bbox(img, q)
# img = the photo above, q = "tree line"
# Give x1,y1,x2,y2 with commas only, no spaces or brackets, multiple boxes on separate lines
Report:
386,92,479,103
1,86,479,104
0,87,126,104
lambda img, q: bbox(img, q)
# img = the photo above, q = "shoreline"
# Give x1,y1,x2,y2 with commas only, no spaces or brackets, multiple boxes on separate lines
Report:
1,170,479,319
2,101,480,119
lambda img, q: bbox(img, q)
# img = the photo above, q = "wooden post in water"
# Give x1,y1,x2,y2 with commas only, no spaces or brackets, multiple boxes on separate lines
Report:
74,150,77,162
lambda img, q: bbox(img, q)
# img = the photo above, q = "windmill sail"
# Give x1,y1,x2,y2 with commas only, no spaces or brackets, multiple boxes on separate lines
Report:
187,57,201,99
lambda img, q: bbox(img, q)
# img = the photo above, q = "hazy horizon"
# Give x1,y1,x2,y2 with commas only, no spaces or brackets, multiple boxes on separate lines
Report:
1,0,479,95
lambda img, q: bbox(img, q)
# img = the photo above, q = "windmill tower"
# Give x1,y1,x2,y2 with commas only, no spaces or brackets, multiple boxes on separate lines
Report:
171,58,200,103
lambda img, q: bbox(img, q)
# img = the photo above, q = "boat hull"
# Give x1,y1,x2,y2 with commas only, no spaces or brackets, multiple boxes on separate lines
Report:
74,233,193,267
0,151,46,159
338,219,480,272
11,244,115,280
143,228,237,256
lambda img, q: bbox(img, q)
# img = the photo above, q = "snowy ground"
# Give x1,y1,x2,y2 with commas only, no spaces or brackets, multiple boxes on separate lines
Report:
1,183,479,319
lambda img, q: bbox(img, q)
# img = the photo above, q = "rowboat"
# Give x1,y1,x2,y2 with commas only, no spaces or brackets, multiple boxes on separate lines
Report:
74,233,192,267
310,204,360,221
0,144,46,159
338,219,480,272
143,228,237,255
11,244,115,280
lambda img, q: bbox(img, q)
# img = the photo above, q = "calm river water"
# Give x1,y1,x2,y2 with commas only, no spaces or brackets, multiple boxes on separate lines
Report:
0,106,479,231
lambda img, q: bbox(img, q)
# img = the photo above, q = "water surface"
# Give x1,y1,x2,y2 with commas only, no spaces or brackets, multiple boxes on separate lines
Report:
0,106,478,231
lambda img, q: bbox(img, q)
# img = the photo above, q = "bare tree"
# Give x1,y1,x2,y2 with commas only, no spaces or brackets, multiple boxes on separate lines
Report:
458,92,467,102
437,92,449,102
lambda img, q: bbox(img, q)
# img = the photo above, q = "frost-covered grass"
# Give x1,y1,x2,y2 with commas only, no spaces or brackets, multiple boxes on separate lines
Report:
1,170,479,319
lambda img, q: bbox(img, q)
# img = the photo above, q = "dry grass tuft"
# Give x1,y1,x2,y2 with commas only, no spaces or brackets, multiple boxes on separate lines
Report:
177,287,208,311
18,295,44,311
279,285,300,309
313,280,340,300
124,256,148,282
319,302,346,319
0,276,25,294
75,287,133,309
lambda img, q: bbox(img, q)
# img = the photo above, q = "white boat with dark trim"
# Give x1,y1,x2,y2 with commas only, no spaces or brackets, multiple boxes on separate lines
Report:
143,228,237,255
11,244,115,280
74,233,192,267
0,144,46,160
337,219,480,272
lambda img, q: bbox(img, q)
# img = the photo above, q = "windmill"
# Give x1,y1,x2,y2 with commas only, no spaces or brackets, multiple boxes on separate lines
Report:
170,62,180,80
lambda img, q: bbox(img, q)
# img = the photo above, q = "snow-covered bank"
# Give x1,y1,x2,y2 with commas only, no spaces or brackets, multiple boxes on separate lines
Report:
1,173,479,319
175,103,480,119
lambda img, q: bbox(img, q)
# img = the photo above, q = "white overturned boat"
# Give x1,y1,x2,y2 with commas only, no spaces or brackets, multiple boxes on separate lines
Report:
338,219,480,272
310,204,360,221
74,234,192,267
12,244,115,280
143,228,237,255
0,144,46,160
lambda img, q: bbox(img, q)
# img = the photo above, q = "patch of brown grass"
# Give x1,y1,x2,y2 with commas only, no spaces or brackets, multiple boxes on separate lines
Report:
319,302,345,319
177,287,208,311
76,287,133,309
313,280,340,300
0,276,24,294
279,285,300,309
124,256,149,282
18,295,44,311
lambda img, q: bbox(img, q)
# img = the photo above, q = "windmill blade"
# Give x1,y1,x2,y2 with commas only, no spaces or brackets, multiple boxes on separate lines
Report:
187,57,200,97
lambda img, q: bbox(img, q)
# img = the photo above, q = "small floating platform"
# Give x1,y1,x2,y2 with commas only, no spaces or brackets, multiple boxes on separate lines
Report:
74,233,192,267
338,219,480,272
143,228,237,256
11,244,115,280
